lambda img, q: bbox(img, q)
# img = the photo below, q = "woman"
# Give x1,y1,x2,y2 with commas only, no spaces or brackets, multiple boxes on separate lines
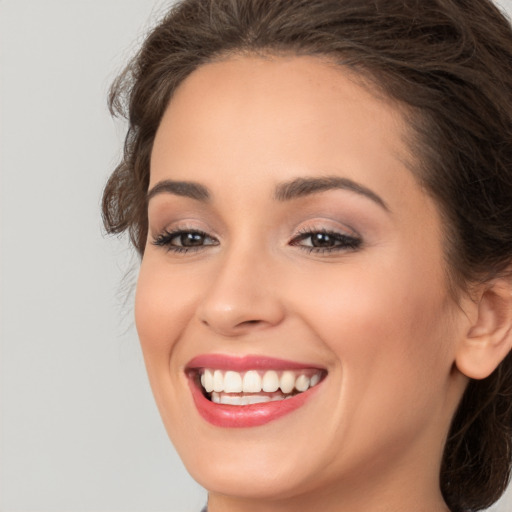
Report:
102,1,512,511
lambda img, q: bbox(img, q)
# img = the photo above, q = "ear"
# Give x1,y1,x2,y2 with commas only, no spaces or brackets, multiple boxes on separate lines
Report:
455,276,512,380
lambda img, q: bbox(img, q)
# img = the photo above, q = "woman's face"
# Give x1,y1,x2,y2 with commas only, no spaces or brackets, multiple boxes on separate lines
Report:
136,56,468,508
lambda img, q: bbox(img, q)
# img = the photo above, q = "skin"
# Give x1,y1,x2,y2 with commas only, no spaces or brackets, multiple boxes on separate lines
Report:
135,55,475,512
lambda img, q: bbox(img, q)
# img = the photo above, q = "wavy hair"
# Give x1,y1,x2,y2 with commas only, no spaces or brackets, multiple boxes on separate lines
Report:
102,1,512,510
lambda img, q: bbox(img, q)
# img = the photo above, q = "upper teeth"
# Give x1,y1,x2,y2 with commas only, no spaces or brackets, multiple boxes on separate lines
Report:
200,369,323,394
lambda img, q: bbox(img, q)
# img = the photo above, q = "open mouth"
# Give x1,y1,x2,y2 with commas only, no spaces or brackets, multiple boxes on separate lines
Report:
194,368,325,405
185,355,327,427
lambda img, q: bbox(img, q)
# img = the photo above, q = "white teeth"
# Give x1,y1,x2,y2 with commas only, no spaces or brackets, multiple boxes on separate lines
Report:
221,393,244,405
262,370,280,392
213,370,224,392
224,371,243,393
295,374,310,392
280,371,295,394
199,368,324,398
242,370,262,392
244,394,271,405
203,369,214,393
210,392,272,405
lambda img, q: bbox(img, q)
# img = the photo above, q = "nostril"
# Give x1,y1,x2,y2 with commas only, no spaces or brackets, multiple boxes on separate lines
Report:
198,295,285,335
201,318,261,326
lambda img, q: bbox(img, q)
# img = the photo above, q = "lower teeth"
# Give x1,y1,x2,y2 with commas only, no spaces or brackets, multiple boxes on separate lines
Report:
210,391,297,405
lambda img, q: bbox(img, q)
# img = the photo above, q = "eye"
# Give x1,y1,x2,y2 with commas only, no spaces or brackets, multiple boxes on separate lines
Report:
152,229,219,253
290,229,361,253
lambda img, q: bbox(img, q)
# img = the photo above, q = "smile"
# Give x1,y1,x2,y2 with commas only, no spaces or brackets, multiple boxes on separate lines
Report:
186,354,327,427
200,368,323,404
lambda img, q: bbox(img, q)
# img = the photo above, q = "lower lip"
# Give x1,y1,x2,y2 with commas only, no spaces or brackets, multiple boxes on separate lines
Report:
188,377,321,428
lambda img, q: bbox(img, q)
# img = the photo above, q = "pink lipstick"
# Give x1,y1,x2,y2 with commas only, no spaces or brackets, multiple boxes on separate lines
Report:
186,354,326,428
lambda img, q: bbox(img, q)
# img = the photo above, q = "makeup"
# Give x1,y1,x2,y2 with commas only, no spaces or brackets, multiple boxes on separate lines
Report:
136,54,465,508
186,354,326,427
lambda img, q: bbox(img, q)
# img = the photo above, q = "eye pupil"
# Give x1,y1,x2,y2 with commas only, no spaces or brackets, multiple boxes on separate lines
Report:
181,232,204,246
311,233,335,247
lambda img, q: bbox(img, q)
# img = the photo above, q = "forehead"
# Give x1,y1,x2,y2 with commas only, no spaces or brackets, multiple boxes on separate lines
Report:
148,54,447,289
151,55,423,214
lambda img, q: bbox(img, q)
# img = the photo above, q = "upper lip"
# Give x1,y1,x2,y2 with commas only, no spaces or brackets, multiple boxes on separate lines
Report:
186,353,326,372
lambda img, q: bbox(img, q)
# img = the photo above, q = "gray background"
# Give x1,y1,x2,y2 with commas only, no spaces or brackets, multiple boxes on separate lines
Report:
1,1,511,511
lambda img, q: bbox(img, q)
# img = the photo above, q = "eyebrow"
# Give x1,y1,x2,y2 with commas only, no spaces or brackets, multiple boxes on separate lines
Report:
274,176,389,211
147,180,210,202
147,175,389,211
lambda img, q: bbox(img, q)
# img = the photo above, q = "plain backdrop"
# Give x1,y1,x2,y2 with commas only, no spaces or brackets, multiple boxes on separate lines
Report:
1,1,512,511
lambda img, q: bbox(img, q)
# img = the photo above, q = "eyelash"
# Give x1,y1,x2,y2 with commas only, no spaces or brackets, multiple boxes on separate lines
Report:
290,228,362,253
152,228,218,253
152,227,362,254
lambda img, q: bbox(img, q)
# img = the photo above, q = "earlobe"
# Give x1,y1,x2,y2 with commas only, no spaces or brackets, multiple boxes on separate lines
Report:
455,277,512,380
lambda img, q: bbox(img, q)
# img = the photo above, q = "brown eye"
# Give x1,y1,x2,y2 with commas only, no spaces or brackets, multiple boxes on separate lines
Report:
290,229,362,253
309,232,337,248
152,229,219,252
179,232,207,247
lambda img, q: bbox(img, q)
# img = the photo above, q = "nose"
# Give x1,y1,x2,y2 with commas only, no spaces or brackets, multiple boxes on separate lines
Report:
197,246,286,337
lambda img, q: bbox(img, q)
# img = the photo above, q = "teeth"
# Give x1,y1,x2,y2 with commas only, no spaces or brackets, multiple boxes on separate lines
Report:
224,371,243,393
211,392,272,405
247,395,272,404
280,371,295,394
199,368,324,398
202,369,214,393
213,370,224,392
242,370,262,392
262,370,279,392
295,374,310,392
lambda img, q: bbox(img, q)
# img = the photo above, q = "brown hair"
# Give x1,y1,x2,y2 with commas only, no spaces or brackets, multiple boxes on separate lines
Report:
102,1,512,510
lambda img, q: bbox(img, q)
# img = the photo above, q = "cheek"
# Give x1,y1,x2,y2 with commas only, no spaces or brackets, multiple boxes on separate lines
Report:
134,257,199,359
291,257,457,460
134,257,204,436
292,250,456,401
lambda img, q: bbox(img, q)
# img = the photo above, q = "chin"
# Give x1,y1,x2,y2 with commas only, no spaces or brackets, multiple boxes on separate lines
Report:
184,450,323,501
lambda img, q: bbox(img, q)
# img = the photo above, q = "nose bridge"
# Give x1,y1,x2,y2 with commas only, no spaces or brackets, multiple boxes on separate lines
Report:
197,235,284,336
